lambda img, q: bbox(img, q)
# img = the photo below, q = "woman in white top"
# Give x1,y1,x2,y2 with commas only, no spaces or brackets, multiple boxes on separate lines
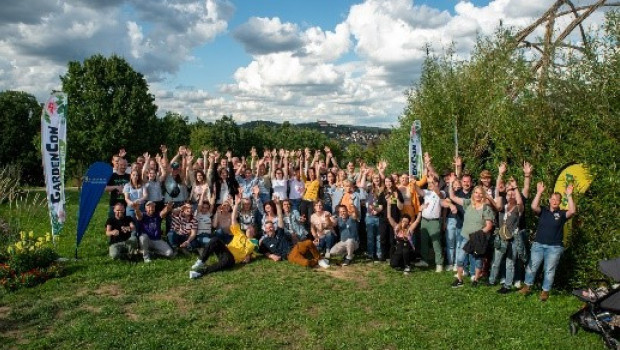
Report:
124,169,147,219
271,150,289,200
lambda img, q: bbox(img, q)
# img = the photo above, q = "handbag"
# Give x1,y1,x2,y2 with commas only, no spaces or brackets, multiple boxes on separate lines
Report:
498,225,513,241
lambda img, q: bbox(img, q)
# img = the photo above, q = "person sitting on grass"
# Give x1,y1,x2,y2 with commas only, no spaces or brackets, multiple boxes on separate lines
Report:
195,185,216,242
189,195,258,279
134,201,174,263
310,200,337,258
167,203,203,253
386,197,421,274
326,205,360,266
519,182,576,302
105,202,138,260
281,199,308,244
259,199,330,268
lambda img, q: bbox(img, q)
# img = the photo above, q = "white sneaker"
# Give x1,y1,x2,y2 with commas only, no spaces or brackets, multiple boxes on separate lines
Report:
470,275,476,282
453,265,458,272
144,257,152,263
318,259,330,268
500,278,506,285
436,265,443,273
514,280,522,289
404,266,411,275
191,259,204,271
189,271,202,279
414,260,429,267
444,265,452,272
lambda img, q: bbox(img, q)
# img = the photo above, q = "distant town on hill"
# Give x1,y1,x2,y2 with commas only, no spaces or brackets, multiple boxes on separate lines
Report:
241,120,391,147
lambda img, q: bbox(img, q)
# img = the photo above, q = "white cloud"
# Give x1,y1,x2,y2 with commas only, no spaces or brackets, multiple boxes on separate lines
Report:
0,0,610,128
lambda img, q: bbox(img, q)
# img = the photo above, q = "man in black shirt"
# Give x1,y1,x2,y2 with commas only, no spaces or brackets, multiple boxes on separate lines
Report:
105,157,130,218
105,203,138,259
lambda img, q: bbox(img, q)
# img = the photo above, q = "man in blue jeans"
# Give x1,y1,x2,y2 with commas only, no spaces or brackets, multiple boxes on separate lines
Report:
519,182,575,301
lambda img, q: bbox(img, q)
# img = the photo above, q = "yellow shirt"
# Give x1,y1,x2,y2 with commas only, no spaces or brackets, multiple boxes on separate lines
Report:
228,224,257,263
302,179,320,201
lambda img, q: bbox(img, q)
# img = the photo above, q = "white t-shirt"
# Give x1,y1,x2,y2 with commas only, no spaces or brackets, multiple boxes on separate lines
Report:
272,179,288,200
195,211,212,235
421,190,443,220
288,178,304,200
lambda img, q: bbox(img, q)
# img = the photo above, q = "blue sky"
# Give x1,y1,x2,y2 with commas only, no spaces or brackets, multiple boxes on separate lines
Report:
0,0,603,127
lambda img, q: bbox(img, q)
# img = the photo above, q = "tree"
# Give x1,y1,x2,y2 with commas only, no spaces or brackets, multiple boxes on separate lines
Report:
60,54,159,175
380,12,619,289
157,112,191,155
0,91,42,184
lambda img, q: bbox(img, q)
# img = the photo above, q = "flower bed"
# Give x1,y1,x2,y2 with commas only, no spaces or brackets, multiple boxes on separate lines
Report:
0,231,64,291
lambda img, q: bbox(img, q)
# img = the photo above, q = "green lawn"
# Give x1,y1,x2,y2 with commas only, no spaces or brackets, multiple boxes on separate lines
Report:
0,190,603,349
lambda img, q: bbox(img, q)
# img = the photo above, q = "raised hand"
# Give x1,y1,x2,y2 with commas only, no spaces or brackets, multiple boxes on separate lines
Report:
565,184,574,196
118,148,126,158
160,145,168,155
453,156,462,167
498,162,507,175
423,152,431,165
523,161,533,177
536,182,545,194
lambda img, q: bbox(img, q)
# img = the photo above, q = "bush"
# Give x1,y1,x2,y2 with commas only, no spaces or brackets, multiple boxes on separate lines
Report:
379,12,620,289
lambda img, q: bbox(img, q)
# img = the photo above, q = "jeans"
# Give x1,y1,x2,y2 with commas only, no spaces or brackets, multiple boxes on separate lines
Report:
445,218,459,266
524,242,564,292
489,237,517,287
197,237,236,274
167,230,212,250
456,235,482,270
289,199,301,213
365,215,382,259
317,232,336,257
139,235,173,259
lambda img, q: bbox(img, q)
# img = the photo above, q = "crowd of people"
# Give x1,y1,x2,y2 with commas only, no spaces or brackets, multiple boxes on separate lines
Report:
104,145,576,301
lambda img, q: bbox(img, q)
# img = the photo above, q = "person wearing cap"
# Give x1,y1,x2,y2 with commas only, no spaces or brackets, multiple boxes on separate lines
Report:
134,201,174,263
479,169,495,199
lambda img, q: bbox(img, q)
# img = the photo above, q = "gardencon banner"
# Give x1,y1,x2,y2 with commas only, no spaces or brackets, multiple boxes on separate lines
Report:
41,92,68,236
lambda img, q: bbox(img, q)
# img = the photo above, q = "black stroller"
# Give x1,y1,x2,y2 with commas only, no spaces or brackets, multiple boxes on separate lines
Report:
570,257,620,349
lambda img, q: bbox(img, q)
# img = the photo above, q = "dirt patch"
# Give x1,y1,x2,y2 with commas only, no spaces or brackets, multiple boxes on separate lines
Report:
94,284,124,299
3,329,30,345
0,306,11,319
149,286,191,314
80,305,102,314
317,265,371,288
123,304,139,321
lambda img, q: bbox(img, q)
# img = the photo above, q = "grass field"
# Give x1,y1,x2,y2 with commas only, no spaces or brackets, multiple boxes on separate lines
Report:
0,190,604,349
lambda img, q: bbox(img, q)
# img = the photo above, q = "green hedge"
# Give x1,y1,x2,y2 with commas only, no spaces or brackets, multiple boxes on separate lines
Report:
379,13,620,289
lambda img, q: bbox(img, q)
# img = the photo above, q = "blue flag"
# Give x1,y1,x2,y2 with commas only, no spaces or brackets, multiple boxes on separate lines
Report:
76,162,113,251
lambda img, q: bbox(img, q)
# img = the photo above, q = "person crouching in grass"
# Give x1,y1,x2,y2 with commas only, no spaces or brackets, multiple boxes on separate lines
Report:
189,195,258,279
386,197,421,274
326,205,360,266
134,201,174,263
105,203,138,259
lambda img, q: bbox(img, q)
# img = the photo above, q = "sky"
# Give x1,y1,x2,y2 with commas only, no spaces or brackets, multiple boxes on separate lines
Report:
0,0,607,127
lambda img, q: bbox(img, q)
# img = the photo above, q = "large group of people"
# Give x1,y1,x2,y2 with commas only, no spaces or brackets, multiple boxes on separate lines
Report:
104,145,576,301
